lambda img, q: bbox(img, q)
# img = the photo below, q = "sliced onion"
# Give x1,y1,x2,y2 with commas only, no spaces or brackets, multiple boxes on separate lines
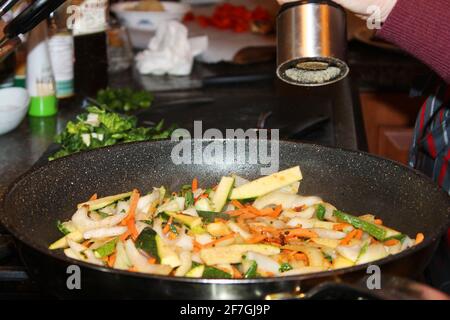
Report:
182,207,198,217
174,251,192,277
83,226,128,240
309,228,346,240
246,251,280,275
72,206,127,232
175,233,194,251
286,218,315,229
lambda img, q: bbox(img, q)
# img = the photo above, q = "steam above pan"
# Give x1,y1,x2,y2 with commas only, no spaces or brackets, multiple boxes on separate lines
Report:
276,0,349,87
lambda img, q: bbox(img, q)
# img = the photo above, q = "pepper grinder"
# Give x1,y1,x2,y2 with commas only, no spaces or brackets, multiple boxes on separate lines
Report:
276,0,349,87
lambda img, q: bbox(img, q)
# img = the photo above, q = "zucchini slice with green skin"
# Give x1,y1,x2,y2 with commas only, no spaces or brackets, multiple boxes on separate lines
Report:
211,176,235,212
315,204,326,221
134,227,181,267
94,238,119,258
200,244,280,265
77,192,132,211
135,228,160,263
243,260,258,278
230,166,302,200
49,230,83,250
185,265,205,278
165,212,205,234
202,266,232,279
197,211,231,223
333,210,400,241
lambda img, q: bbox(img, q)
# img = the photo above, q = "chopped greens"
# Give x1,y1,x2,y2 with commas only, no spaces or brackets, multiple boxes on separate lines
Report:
96,87,153,113
49,106,175,160
279,262,293,273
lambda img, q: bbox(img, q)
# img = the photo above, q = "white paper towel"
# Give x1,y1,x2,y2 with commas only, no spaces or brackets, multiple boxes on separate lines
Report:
135,21,208,76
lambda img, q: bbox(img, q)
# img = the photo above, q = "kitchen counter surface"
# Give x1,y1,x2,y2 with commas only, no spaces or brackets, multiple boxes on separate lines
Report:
0,63,364,199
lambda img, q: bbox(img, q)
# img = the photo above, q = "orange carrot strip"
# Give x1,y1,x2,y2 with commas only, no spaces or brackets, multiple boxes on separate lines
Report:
82,240,91,247
340,229,359,245
384,239,400,246
270,205,283,218
120,189,140,226
246,205,262,216
293,253,308,263
192,178,198,191
286,228,318,239
128,266,137,272
89,193,98,201
374,219,383,225
108,253,117,267
163,217,174,235
231,266,243,279
355,229,363,240
231,200,244,209
246,234,266,244
333,223,351,231
148,257,157,264
120,230,131,241
415,233,425,245
128,219,139,241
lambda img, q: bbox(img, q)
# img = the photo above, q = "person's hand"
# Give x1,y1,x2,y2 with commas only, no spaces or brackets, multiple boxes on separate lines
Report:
277,0,397,22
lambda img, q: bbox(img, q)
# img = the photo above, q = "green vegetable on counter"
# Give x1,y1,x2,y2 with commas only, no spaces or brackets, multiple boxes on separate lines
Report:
96,87,154,113
49,104,175,160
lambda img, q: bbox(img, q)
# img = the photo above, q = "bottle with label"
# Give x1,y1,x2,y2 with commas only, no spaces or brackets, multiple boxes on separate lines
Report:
70,0,109,97
26,21,58,117
48,2,74,99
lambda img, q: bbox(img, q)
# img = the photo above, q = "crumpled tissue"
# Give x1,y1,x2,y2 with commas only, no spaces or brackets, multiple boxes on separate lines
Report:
135,21,208,76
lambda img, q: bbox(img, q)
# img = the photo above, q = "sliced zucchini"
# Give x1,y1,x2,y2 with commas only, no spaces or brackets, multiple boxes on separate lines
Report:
94,238,118,258
200,244,280,265
197,210,231,223
195,198,213,212
165,212,205,234
202,266,232,279
185,265,205,278
77,192,132,211
230,166,302,200
49,230,83,250
211,176,234,212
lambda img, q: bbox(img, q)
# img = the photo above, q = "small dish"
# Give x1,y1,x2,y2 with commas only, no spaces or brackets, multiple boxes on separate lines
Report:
112,1,191,32
0,87,30,135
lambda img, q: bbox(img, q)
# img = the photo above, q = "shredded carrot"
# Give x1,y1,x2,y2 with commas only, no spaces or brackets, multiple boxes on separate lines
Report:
246,205,261,215
333,223,351,231
127,219,139,241
340,229,359,245
415,233,425,245
120,189,140,226
120,230,131,241
270,205,283,218
374,219,383,225
192,178,198,191
384,239,400,246
370,237,378,244
286,228,318,239
128,266,137,272
89,193,98,201
193,240,203,252
82,240,91,247
355,229,363,240
231,266,243,279
163,217,174,235
168,232,177,240
293,253,308,263
108,253,117,267
148,257,157,264
231,200,244,209
203,233,236,248
239,212,257,220
246,234,266,244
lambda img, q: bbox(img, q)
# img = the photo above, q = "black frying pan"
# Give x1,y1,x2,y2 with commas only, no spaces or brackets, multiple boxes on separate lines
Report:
1,140,449,299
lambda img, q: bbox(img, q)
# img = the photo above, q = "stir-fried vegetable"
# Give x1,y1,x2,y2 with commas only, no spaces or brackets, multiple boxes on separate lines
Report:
49,106,175,160
50,166,423,278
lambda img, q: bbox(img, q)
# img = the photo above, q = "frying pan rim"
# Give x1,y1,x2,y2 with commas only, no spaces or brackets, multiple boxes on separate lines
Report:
1,139,449,285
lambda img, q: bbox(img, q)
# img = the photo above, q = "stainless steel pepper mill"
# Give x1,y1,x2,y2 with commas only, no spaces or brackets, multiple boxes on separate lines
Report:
276,0,349,86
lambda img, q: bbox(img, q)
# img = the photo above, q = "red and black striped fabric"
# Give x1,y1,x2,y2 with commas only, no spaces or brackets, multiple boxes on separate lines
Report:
409,84,450,194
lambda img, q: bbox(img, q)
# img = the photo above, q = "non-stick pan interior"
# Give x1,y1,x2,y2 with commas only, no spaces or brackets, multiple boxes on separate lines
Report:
2,140,449,258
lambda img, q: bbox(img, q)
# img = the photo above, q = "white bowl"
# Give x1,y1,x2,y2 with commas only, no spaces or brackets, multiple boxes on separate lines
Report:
0,87,30,135
112,1,191,32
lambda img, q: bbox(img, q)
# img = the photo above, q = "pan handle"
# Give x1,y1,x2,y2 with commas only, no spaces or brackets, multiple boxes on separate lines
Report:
265,275,450,300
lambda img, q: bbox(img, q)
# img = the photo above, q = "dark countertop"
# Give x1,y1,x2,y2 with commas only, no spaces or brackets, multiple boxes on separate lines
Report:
0,62,363,197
